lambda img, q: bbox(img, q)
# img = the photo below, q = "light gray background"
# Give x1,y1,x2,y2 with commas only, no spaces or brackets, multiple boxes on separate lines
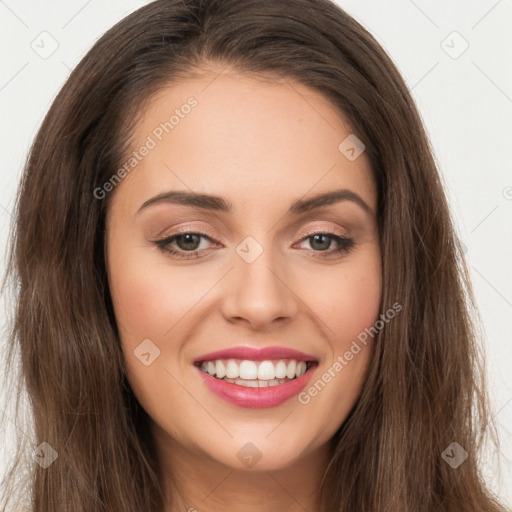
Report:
1,0,511,506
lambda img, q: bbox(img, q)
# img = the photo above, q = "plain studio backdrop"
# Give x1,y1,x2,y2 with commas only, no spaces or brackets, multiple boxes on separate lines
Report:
0,0,511,506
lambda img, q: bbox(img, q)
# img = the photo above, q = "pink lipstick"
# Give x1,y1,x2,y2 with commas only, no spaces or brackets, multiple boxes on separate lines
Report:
194,345,318,408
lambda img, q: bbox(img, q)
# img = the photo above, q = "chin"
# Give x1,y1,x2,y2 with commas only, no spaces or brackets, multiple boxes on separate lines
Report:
201,434,316,472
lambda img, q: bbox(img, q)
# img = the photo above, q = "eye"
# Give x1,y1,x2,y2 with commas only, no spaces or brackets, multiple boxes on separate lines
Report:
154,232,216,259
296,231,354,258
153,229,355,260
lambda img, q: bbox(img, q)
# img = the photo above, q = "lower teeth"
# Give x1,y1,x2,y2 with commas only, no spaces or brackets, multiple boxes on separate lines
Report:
218,376,294,387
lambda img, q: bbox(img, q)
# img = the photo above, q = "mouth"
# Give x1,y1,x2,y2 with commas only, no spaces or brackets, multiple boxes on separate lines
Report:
194,352,319,408
195,358,316,388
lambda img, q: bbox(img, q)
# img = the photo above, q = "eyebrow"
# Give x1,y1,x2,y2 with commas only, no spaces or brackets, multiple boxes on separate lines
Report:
136,188,373,216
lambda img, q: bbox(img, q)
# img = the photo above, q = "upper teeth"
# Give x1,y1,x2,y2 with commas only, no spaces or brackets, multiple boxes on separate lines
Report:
199,359,309,380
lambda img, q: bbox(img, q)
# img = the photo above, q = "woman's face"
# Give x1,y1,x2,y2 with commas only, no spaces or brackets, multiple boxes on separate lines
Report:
106,67,382,474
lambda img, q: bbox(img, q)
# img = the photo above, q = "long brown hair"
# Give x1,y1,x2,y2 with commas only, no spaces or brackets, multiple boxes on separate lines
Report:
1,0,509,510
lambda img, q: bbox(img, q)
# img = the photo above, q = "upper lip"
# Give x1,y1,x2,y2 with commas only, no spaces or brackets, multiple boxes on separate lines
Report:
193,346,318,363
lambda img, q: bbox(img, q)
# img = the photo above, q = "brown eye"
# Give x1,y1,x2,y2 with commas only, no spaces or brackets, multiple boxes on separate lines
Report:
174,233,202,251
298,232,355,258
154,232,216,259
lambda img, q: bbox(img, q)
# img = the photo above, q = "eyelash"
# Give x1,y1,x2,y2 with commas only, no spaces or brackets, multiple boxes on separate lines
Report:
153,229,355,260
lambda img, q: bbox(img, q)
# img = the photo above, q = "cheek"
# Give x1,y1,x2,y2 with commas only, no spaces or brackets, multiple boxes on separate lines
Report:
297,245,381,402
297,247,382,427
107,248,203,418
107,238,231,400
309,247,382,349
108,247,206,343
336,265,382,340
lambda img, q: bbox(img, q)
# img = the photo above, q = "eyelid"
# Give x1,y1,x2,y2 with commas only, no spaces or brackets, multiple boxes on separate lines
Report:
160,223,220,240
160,222,349,245
299,224,349,239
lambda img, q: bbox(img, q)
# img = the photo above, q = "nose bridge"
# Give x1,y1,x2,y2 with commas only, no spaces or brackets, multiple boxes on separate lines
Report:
221,234,297,326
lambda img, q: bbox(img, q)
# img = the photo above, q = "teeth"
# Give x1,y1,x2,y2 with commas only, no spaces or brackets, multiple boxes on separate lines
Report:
226,360,239,379
286,360,296,379
275,360,287,379
199,358,311,381
257,360,275,380
240,360,258,379
223,377,292,388
215,360,226,379
296,361,307,377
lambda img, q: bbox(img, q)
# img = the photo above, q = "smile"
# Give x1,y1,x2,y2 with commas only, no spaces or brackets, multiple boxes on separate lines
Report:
195,359,318,408
197,358,312,387
193,345,318,408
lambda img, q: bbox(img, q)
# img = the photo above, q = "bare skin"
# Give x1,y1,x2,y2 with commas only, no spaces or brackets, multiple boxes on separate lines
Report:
106,64,382,511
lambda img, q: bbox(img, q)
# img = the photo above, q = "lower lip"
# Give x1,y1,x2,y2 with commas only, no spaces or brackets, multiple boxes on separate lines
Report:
196,364,317,408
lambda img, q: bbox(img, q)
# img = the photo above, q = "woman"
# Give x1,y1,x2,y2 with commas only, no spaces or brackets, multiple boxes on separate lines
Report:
1,0,509,510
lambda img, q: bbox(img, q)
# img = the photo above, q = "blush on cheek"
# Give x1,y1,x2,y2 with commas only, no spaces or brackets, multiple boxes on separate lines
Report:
322,272,382,348
110,276,164,344
109,250,168,332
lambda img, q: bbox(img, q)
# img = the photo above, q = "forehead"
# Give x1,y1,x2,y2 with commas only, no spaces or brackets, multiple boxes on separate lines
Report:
111,68,376,216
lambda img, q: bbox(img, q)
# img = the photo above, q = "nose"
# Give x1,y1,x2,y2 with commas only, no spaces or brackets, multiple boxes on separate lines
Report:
220,246,298,329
